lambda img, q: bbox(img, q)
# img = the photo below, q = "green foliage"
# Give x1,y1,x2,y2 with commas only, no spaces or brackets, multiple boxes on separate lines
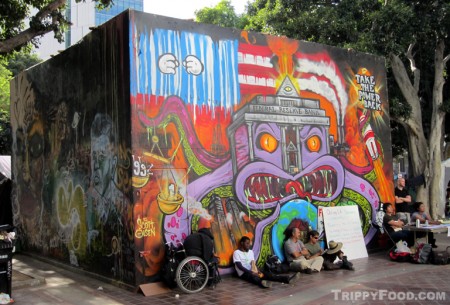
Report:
0,0,113,56
245,0,450,156
0,59,11,111
0,109,11,155
0,57,11,155
7,51,42,76
195,0,248,29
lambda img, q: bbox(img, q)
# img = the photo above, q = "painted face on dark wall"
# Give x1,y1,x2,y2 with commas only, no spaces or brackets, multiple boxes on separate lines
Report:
15,116,45,217
91,134,115,196
90,114,116,197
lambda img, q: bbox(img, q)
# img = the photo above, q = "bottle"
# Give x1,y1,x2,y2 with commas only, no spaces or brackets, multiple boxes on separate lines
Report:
425,220,429,226
416,219,420,227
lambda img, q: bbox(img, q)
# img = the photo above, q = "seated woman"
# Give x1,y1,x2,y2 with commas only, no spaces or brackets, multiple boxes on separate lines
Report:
304,230,354,271
383,203,414,246
410,201,439,248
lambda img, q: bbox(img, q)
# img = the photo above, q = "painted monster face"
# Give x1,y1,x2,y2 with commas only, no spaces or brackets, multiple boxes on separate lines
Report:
235,122,344,208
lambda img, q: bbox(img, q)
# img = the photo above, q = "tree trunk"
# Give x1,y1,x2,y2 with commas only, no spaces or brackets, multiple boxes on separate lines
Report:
389,53,428,202
390,40,449,219
428,40,447,219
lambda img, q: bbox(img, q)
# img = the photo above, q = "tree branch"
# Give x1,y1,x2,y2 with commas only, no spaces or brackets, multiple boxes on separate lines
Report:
406,43,420,93
444,54,450,65
0,0,67,55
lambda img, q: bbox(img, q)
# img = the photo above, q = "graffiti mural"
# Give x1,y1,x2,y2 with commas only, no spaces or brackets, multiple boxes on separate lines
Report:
10,11,393,288
11,14,135,284
130,12,393,281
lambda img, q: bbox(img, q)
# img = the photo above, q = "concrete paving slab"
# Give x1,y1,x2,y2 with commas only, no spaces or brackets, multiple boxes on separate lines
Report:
9,233,450,305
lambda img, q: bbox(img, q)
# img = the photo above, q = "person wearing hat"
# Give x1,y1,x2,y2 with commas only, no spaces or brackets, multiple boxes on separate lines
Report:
321,240,354,271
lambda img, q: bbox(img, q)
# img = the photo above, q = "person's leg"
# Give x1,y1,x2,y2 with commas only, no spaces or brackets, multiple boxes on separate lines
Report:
262,272,296,284
289,257,309,272
309,256,324,272
240,272,264,287
428,232,437,248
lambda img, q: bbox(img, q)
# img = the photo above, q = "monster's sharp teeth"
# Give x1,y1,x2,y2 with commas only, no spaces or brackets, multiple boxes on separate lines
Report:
251,177,255,185
269,194,274,199
280,193,284,198
255,193,259,201
277,177,280,183
258,177,261,184
263,194,268,200
269,176,272,183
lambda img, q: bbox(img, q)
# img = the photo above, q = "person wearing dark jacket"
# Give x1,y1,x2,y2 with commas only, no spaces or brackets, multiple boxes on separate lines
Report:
183,228,215,262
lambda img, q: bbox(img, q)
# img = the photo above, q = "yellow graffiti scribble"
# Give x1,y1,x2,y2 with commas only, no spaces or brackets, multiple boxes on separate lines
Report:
56,181,87,256
135,217,156,238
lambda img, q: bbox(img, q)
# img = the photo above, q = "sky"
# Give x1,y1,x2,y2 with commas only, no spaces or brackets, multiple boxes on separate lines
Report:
143,0,247,20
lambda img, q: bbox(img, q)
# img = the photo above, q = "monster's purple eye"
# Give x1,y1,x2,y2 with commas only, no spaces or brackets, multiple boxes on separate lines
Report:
258,133,278,153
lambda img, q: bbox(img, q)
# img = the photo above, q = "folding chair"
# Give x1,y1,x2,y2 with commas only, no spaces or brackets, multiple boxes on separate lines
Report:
382,225,397,253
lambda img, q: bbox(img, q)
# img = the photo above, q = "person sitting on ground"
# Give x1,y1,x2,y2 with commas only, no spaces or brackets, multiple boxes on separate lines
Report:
382,203,414,246
233,236,299,288
411,201,439,248
322,240,354,271
304,230,323,257
284,227,323,274
304,231,353,271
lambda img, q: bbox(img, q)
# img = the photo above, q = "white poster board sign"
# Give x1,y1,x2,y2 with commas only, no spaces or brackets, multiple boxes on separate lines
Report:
322,205,368,260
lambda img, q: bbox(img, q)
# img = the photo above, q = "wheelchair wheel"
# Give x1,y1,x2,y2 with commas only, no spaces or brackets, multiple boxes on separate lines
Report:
175,256,209,294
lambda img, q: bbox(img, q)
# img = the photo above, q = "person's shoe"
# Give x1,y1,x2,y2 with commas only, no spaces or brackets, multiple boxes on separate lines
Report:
304,268,312,274
288,272,301,283
432,244,438,248
312,269,320,273
261,280,273,288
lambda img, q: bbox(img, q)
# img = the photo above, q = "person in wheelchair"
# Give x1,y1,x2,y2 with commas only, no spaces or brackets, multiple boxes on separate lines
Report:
183,225,221,286
183,227,216,263
233,236,299,288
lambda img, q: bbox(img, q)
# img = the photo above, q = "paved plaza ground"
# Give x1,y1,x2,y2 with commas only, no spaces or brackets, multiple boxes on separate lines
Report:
7,233,450,305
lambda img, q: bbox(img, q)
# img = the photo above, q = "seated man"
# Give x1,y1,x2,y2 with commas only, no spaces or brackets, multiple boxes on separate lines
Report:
183,227,215,263
304,230,354,271
411,201,439,248
233,236,298,288
284,227,323,274
383,203,414,246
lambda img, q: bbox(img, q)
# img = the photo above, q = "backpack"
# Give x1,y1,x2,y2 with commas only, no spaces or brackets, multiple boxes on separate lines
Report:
389,250,411,262
412,243,432,264
430,246,450,265
374,204,385,234
264,255,289,274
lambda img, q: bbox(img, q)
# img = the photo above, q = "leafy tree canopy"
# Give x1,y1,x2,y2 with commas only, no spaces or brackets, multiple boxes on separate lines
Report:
195,0,249,29
0,0,113,56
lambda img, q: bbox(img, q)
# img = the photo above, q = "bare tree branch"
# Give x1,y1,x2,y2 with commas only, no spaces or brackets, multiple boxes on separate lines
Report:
444,54,450,65
406,43,420,93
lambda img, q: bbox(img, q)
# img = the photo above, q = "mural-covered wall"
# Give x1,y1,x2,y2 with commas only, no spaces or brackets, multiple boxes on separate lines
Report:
130,11,394,285
10,13,135,284
11,10,394,288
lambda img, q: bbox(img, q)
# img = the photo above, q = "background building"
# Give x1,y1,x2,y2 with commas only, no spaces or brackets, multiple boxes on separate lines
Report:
33,0,143,60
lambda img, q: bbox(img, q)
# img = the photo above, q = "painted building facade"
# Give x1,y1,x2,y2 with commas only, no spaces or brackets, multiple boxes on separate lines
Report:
10,11,394,287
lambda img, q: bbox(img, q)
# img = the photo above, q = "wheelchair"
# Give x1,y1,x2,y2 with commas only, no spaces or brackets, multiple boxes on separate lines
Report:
162,242,221,294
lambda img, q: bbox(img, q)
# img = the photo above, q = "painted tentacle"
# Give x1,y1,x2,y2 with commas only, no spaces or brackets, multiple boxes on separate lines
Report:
251,203,280,261
138,95,229,169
